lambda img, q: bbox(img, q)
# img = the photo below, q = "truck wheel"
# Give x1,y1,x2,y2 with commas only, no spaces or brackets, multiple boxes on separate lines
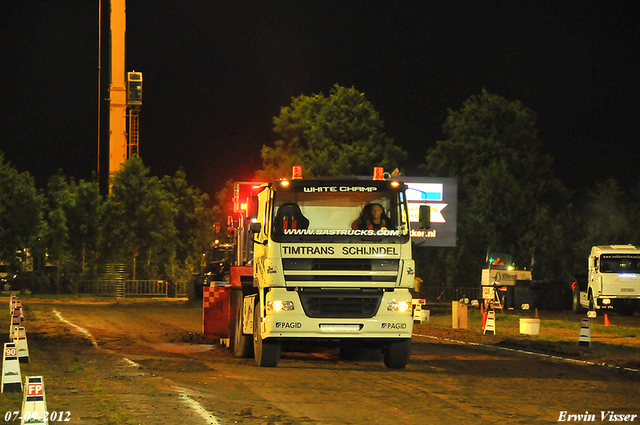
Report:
233,293,253,358
253,305,280,367
572,288,584,314
588,290,596,311
383,339,411,369
186,277,198,303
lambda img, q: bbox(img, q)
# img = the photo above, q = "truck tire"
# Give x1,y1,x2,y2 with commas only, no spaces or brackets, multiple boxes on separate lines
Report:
383,339,411,369
186,277,197,303
233,292,253,358
572,288,584,314
588,290,596,311
253,305,281,367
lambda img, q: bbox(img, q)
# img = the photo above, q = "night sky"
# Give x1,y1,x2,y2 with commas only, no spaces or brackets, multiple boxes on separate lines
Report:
2,1,639,197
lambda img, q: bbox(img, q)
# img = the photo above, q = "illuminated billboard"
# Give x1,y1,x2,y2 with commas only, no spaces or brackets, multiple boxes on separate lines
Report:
398,177,457,247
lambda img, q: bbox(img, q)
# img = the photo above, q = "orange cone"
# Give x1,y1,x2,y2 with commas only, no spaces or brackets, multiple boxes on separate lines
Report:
604,314,610,326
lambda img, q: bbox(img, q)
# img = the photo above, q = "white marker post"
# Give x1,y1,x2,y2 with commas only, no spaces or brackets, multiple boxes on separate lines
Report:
578,318,591,347
10,295,17,315
10,310,21,342
14,326,30,364
2,342,23,393
16,301,24,322
21,376,48,425
483,310,496,335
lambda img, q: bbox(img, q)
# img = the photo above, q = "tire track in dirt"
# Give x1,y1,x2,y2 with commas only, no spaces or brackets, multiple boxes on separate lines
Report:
15,300,640,424
52,308,222,424
413,332,640,373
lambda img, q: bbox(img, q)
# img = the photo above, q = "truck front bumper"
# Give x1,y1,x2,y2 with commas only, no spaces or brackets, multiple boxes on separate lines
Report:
261,288,413,339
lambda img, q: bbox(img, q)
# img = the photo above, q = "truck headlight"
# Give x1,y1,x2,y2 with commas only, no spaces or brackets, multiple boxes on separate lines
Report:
387,300,410,312
602,298,611,305
267,300,295,312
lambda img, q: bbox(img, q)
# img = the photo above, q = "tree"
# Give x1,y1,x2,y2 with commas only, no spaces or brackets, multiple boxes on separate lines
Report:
258,84,407,179
42,173,73,292
161,169,215,281
66,178,102,274
0,153,43,269
255,139,301,182
37,174,103,292
99,157,176,280
420,89,572,287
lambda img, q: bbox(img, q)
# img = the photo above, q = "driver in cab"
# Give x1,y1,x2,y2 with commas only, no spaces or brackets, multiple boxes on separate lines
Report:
352,203,394,231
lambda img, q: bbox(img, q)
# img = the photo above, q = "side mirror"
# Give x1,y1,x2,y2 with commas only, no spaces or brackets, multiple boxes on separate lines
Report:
250,222,262,234
418,205,431,229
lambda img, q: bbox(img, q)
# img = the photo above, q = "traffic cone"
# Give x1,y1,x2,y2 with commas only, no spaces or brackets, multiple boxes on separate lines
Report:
604,314,610,327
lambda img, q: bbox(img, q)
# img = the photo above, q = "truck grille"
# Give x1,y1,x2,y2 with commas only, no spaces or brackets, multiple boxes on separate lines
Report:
282,259,399,284
297,288,383,318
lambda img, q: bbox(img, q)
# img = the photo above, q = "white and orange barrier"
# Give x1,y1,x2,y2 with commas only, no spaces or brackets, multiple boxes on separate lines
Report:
483,310,496,335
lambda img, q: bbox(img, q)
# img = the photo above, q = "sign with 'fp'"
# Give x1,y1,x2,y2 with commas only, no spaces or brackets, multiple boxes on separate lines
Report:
27,383,43,396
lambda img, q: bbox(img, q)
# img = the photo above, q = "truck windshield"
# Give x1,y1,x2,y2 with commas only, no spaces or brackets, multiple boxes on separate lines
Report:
599,254,640,273
271,181,410,243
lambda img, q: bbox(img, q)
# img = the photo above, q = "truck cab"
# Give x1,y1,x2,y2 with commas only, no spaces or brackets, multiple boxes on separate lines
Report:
574,245,640,315
230,169,418,368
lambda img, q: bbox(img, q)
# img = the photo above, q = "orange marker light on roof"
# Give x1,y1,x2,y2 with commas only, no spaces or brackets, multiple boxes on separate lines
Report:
373,167,384,180
292,165,303,179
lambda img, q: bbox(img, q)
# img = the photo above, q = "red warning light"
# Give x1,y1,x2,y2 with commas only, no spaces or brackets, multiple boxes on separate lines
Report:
373,167,384,180
292,165,303,179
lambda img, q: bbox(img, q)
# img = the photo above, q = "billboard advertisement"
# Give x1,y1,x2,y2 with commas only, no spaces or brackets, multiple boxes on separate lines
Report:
398,177,457,247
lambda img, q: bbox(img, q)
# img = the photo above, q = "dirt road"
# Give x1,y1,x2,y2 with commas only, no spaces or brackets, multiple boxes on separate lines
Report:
2,298,639,425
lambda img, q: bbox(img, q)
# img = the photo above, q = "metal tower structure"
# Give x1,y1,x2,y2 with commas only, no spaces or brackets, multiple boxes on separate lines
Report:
108,0,127,183
100,0,142,191
127,71,143,158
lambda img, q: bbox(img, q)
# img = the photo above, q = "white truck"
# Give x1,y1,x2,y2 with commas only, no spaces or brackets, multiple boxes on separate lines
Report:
572,245,640,315
223,167,426,368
